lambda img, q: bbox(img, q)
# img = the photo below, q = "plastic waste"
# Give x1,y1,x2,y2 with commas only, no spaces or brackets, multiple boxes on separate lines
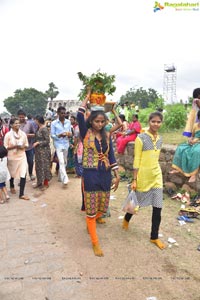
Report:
168,237,177,244
122,191,139,214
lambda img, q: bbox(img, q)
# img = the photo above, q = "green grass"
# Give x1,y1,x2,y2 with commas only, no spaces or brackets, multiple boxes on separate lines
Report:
161,128,188,145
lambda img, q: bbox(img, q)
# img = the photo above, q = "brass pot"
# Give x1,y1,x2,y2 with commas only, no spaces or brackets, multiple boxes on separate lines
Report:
89,93,106,106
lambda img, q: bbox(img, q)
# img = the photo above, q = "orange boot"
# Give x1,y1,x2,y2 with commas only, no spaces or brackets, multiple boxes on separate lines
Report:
86,216,104,257
150,239,166,250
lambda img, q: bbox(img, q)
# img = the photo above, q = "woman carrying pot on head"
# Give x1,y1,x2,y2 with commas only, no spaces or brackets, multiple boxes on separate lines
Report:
77,92,120,257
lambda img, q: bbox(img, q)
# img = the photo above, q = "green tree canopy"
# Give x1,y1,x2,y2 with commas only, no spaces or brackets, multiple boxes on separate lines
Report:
45,82,59,102
4,88,48,116
120,87,163,109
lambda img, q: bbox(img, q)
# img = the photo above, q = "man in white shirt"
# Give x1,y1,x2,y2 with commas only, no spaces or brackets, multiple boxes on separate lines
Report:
46,107,53,120
51,106,72,186
119,104,125,115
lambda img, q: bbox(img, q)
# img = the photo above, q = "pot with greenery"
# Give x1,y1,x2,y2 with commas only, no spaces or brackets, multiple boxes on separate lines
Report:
77,70,116,110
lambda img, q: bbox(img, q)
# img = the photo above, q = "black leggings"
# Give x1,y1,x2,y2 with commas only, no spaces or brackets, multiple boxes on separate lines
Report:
125,206,162,240
25,149,34,177
10,177,26,197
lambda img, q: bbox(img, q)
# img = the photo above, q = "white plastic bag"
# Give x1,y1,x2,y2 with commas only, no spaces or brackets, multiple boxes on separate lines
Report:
122,191,139,214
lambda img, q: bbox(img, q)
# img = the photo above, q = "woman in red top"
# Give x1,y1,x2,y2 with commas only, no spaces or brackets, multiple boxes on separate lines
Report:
116,114,141,154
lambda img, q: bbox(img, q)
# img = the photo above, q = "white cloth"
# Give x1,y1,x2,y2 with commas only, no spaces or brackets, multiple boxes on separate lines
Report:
0,157,10,183
56,148,69,184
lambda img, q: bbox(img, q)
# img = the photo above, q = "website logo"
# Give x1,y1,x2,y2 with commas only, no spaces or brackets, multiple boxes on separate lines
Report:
154,2,164,12
154,1,199,12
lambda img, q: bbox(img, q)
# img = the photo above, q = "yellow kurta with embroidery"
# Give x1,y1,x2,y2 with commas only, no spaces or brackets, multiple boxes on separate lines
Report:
134,132,163,192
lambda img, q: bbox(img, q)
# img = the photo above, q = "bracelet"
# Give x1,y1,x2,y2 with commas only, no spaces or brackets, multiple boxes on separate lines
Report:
133,178,137,181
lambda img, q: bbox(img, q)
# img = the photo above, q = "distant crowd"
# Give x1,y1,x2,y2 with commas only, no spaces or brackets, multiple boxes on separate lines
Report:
0,103,142,203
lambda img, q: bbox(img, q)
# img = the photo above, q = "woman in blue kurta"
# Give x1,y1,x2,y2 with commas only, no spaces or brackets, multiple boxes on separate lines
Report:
77,95,120,257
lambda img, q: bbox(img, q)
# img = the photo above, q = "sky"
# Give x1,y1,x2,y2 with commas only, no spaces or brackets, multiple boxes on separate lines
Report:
0,0,200,112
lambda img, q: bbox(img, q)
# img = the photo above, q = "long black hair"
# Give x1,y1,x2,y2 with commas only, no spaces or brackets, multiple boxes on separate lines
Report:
197,110,200,120
0,146,8,159
86,110,108,148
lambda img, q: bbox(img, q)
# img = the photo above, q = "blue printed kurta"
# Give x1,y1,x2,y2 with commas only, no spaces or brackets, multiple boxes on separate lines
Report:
77,107,118,217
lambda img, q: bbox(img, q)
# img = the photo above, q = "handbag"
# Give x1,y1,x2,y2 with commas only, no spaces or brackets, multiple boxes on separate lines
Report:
122,191,139,214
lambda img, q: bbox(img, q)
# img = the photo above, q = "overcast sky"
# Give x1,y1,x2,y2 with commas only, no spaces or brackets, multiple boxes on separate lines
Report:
0,0,200,112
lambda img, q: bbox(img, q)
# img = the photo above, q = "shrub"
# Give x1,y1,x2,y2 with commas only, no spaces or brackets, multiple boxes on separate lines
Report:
137,107,154,127
163,104,187,130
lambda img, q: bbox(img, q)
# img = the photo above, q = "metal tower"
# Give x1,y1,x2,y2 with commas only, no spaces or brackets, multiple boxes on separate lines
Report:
163,64,177,103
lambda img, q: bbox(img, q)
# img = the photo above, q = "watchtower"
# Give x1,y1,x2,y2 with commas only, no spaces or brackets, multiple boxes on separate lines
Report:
163,64,177,103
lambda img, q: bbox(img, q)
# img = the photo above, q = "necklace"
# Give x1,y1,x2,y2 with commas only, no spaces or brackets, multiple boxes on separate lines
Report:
90,129,110,168
97,139,110,169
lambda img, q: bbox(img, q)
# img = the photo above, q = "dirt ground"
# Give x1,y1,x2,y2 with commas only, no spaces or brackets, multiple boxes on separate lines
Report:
35,170,200,300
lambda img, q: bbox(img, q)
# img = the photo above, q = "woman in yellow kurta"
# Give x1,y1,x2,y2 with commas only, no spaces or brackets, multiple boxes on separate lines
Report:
122,111,166,250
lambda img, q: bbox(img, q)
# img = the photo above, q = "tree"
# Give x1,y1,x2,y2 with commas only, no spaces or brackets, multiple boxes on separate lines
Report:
4,88,48,116
148,96,165,110
45,82,59,102
120,87,161,109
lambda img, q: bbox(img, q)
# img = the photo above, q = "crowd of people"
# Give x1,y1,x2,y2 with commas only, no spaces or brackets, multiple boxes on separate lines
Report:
1,88,200,255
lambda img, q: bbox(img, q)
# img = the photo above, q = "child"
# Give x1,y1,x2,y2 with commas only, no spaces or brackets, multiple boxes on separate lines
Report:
0,146,10,203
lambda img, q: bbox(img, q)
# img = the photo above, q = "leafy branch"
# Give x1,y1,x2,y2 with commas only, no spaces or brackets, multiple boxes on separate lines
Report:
77,70,116,100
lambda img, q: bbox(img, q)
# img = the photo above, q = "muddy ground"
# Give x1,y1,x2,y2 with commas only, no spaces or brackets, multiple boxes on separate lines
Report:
35,172,200,300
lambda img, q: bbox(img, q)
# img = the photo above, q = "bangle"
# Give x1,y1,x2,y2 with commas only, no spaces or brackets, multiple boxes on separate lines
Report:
133,178,137,181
